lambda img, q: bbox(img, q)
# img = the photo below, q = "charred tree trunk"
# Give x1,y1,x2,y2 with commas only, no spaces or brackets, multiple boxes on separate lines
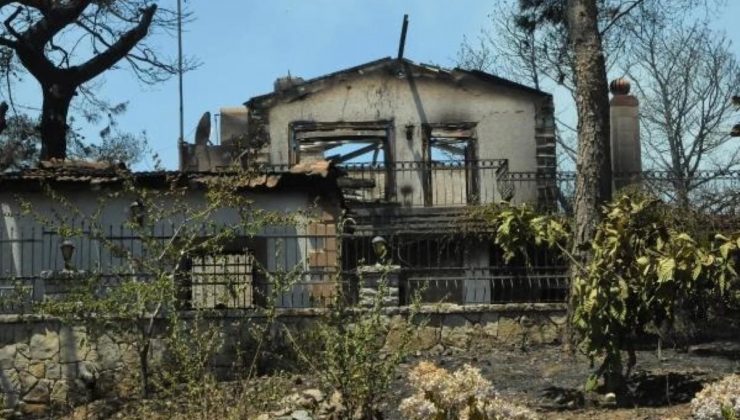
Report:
2,2,157,162
565,0,612,350
39,83,75,161
567,0,612,261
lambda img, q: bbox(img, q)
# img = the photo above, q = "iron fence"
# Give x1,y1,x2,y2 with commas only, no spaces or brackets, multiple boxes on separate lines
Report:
0,221,348,312
403,267,568,305
1,168,737,313
0,226,572,312
340,233,569,305
504,170,740,215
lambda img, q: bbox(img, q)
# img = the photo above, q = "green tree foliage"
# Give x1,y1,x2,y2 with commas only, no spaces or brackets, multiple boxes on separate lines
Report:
571,196,739,393
465,203,569,263
466,197,740,395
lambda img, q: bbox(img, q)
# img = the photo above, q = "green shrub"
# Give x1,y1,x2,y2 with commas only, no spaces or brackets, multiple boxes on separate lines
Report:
571,196,739,393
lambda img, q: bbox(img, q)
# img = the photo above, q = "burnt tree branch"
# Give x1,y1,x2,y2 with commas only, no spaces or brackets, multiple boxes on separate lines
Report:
68,4,156,84
0,1,164,160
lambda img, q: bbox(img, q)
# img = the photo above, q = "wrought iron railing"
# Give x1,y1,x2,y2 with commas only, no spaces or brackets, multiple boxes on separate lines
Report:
2,169,737,313
341,233,569,306
403,267,568,305
0,227,572,312
503,170,740,215
249,162,739,215
340,159,510,207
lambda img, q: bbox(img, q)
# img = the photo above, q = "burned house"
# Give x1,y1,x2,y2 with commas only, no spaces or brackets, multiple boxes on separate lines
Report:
180,58,566,305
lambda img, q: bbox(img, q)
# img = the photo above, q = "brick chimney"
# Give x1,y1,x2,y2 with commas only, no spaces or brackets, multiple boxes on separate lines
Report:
609,78,641,191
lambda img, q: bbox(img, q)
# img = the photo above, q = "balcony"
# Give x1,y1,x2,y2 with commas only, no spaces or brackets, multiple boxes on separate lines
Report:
339,159,518,207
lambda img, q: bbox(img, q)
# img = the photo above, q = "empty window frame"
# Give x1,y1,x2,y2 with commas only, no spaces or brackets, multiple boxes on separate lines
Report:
290,121,391,165
291,121,393,202
422,123,479,206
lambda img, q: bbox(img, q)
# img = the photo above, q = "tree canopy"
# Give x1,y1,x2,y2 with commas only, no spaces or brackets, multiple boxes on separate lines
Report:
0,1,194,164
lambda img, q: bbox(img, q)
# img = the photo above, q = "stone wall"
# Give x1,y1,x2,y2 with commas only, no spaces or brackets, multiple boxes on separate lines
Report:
393,304,566,352
0,304,566,417
0,318,151,417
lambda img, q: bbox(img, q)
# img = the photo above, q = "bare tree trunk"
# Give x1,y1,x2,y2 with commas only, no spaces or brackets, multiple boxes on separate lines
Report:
568,0,612,260
566,0,612,346
6,3,158,162
675,178,691,210
39,83,75,161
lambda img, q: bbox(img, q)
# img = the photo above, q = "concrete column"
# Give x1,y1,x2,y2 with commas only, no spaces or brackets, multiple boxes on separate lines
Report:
609,78,641,192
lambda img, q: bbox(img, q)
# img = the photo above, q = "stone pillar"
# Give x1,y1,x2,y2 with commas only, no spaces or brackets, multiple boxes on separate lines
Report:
39,270,87,300
357,265,400,308
609,78,642,192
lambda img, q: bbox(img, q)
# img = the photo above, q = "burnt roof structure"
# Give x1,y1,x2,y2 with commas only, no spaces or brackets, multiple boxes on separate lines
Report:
246,57,551,110
0,159,343,197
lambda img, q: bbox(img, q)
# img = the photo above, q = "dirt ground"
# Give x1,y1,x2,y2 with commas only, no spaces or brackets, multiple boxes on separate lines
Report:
384,342,740,419
61,341,739,419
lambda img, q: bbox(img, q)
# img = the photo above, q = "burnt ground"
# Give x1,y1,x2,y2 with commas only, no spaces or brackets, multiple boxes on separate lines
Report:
384,342,740,419
62,341,740,419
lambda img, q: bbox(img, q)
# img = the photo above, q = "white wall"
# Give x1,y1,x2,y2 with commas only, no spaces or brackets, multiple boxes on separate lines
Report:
263,73,541,204
0,188,315,279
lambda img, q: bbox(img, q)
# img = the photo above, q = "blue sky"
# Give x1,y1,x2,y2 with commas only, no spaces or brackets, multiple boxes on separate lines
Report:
84,0,493,169
10,0,740,170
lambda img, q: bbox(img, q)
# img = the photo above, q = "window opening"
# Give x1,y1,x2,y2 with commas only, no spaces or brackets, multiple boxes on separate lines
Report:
423,124,478,206
292,122,392,202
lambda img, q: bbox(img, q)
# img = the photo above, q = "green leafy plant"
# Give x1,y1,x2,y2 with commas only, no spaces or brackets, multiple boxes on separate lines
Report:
465,197,739,396
287,265,422,419
463,203,569,263
571,196,739,393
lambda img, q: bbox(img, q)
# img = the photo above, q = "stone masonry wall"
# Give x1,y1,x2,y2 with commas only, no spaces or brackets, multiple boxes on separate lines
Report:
0,304,566,417
0,319,154,417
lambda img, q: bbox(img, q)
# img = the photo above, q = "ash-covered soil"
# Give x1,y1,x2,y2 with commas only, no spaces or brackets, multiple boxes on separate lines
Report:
61,340,740,419
384,341,740,419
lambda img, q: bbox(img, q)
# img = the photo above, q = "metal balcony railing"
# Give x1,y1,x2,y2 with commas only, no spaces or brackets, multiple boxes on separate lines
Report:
340,159,511,207
502,170,740,214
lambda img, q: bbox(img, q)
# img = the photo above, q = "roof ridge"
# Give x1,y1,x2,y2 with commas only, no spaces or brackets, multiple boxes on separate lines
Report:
246,57,550,107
